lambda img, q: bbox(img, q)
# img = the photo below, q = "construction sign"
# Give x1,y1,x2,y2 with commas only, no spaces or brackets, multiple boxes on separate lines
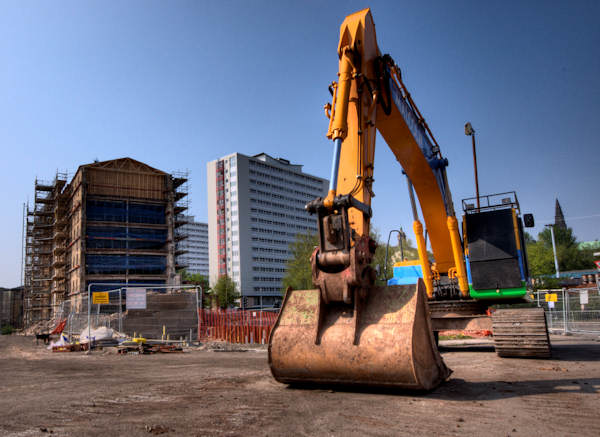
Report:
126,288,147,310
545,293,558,303
92,292,109,304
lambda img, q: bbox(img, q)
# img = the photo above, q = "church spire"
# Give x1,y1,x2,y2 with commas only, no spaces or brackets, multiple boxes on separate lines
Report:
554,199,567,229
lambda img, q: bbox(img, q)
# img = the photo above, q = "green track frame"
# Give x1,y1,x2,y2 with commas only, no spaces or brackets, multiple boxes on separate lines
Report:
469,282,528,300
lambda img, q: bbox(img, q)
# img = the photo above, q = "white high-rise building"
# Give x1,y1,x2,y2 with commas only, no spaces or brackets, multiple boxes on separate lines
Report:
207,153,328,308
177,216,209,277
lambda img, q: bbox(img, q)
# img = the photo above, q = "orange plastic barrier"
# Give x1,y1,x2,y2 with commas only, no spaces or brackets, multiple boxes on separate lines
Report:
198,309,279,344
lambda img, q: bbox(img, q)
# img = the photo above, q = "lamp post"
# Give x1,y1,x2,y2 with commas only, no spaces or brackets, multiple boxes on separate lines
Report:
464,122,480,209
545,224,560,279
382,229,406,281
397,227,406,261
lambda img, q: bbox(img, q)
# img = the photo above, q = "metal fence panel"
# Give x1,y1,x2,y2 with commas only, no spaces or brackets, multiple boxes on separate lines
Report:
64,285,200,343
533,287,600,334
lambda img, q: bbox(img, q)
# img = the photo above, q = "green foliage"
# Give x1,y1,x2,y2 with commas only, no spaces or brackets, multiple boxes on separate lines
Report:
181,270,210,290
180,270,210,308
1,325,13,335
524,232,536,244
526,240,557,276
212,275,239,309
538,226,577,247
282,232,319,293
526,226,595,280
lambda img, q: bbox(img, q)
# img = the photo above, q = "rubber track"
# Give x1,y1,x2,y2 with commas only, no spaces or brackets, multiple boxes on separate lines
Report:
492,308,551,358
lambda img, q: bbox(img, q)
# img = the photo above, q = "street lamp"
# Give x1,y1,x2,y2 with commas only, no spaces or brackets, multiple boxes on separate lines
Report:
464,122,480,209
382,229,406,281
545,224,560,279
397,228,407,261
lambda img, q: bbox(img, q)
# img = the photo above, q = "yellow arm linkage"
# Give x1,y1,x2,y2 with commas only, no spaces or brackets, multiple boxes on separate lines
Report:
325,8,469,297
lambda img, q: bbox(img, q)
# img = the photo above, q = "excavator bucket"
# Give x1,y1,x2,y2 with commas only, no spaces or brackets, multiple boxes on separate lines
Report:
269,280,451,390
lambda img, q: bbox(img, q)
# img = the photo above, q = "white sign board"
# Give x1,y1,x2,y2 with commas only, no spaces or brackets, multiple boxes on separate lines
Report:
126,288,147,310
548,301,555,309
580,290,589,305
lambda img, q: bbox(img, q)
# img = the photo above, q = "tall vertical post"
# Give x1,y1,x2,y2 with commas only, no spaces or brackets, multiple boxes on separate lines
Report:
195,286,201,342
87,284,91,354
550,226,560,279
545,224,560,279
21,202,25,287
548,298,553,332
562,288,568,335
118,288,123,333
465,122,480,209
471,134,480,209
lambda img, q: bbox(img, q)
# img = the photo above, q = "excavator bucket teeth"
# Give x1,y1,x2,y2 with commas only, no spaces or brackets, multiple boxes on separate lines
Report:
269,281,451,390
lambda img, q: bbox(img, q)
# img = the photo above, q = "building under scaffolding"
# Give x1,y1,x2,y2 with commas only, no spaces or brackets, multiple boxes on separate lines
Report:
23,158,188,326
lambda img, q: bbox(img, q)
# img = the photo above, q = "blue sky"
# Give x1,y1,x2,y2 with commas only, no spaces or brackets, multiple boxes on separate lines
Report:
1,1,599,287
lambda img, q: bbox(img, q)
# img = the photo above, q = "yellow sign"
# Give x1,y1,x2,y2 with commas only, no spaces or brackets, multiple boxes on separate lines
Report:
93,292,109,304
545,293,558,302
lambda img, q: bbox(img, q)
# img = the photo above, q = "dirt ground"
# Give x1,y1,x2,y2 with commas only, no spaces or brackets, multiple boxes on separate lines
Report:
1,335,599,437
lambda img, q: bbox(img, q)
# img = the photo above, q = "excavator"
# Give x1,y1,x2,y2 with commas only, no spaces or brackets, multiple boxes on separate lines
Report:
269,8,550,390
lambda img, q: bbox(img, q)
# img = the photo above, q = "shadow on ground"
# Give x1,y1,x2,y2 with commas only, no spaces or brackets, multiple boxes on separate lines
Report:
285,341,600,398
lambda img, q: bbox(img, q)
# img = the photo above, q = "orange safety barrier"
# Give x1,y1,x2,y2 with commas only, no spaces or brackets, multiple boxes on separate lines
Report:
198,309,279,344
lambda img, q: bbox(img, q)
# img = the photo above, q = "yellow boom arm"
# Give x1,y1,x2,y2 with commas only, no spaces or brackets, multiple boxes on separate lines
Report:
324,9,468,297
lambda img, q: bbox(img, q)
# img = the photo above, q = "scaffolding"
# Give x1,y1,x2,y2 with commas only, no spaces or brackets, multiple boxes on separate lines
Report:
51,172,69,315
24,173,68,326
171,170,190,272
23,159,189,327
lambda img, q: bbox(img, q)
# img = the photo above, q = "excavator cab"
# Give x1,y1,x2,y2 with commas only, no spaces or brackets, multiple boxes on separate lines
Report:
462,192,532,300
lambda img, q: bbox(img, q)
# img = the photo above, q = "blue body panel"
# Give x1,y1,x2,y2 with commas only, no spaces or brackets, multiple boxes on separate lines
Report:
388,264,423,286
465,255,473,283
516,249,525,281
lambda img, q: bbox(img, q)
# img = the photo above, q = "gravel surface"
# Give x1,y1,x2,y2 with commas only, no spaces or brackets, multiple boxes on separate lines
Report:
1,335,599,436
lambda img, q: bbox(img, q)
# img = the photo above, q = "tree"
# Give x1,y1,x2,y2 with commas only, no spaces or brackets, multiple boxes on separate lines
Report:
526,226,594,278
181,270,210,308
181,270,209,290
212,275,239,309
282,232,318,292
524,232,536,245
